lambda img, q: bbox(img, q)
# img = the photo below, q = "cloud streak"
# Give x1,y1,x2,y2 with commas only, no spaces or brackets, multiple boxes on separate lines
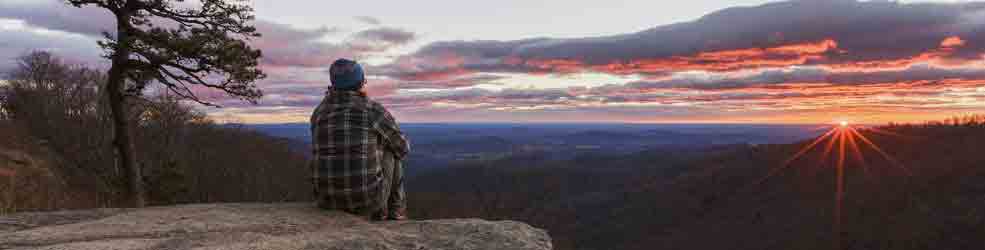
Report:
0,1,414,69
383,0,985,80
0,1,113,37
624,63,985,91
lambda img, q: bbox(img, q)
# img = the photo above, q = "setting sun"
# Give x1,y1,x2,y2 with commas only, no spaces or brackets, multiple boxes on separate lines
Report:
752,118,918,250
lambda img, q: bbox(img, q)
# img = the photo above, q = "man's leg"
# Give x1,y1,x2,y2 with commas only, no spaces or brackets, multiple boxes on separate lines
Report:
373,158,394,221
387,159,407,219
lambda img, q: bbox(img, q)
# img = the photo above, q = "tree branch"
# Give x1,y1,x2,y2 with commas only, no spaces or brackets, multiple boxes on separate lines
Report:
65,0,116,10
68,0,265,106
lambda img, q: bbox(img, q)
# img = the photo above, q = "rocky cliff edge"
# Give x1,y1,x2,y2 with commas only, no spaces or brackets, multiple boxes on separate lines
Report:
0,203,552,250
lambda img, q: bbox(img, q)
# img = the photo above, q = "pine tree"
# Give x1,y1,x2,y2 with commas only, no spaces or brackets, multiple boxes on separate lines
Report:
65,0,266,207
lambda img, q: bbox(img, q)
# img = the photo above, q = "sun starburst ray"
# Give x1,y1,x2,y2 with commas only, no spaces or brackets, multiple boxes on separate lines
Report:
744,122,915,250
849,128,913,176
820,130,840,167
845,131,869,177
834,126,847,250
751,129,838,187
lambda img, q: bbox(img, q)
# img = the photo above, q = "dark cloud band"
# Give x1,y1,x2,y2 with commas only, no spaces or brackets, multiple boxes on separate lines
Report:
381,1,985,81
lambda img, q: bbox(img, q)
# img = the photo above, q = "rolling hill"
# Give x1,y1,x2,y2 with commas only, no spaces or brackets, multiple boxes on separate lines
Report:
408,121,985,250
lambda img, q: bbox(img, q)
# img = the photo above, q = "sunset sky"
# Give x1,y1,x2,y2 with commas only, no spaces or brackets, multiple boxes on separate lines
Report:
2,0,984,124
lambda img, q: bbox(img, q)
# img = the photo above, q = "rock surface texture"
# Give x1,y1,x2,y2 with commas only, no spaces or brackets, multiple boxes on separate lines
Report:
0,203,552,250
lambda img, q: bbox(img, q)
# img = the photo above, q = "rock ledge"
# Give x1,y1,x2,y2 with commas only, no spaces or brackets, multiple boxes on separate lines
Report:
0,203,552,250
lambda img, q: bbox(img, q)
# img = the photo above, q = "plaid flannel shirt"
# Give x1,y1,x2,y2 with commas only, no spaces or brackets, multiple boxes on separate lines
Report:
310,90,409,213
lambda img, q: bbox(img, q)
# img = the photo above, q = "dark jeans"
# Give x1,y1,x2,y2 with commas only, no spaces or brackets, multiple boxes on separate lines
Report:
316,153,407,220
313,152,406,221
379,151,406,218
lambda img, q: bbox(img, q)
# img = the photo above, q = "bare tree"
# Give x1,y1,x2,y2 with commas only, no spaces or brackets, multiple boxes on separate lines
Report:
0,83,10,121
64,0,266,207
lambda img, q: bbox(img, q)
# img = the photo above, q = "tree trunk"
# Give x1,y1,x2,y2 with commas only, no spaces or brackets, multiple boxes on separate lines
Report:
107,11,145,208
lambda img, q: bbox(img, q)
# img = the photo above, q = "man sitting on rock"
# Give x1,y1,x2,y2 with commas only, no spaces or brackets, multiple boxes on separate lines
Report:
310,59,410,221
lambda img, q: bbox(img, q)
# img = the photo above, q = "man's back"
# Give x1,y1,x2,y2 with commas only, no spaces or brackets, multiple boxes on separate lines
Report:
310,90,408,216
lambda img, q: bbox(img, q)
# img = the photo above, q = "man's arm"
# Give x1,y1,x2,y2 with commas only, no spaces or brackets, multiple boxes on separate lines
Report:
373,106,410,159
309,103,324,197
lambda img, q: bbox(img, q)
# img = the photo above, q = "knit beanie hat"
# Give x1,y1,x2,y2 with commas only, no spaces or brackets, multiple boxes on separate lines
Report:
329,58,365,91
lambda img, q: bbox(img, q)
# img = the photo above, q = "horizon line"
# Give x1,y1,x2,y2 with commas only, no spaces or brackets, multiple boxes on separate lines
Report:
228,121,874,126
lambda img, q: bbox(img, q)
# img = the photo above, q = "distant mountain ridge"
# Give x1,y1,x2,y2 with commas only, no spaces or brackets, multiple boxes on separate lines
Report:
243,123,823,175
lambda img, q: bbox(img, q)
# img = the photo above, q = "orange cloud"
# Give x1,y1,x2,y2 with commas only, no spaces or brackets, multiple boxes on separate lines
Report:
518,39,841,75
940,36,966,48
828,36,972,70
612,38,979,74
767,39,841,54
521,58,585,74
